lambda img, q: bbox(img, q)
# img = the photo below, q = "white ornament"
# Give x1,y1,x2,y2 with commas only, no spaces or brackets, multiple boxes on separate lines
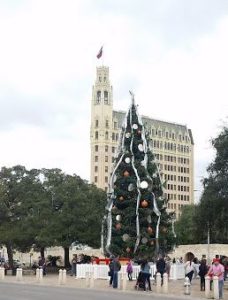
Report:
122,234,130,242
125,132,131,138
138,144,144,152
141,237,148,244
140,181,148,189
132,124,138,129
125,157,131,163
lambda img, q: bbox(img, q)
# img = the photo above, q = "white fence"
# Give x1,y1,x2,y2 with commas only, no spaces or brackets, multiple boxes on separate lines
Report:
77,263,185,280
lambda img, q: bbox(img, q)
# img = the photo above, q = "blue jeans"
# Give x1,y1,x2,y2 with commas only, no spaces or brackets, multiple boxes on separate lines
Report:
113,271,118,288
218,280,224,299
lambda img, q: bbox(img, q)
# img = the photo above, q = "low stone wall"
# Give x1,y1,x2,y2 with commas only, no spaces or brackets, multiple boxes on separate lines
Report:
170,244,228,260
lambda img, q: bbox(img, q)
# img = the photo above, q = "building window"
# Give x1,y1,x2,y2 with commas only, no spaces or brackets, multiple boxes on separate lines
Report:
95,166,98,172
105,176,108,183
105,145,108,152
104,76,106,82
116,133,119,141
112,133,115,140
105,156,108,162
96,91,101,104
114,122,117,129
112,157,115,163
112,147,115,153
95,131,98,139
105,120,109,128
105,131,108,140
95,156,98,162
104,91,108,104
94,176,98,183
95,120,99,127
95,145,98,152
105,166,108,172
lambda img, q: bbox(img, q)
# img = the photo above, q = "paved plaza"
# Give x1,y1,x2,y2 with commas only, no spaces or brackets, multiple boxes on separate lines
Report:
0,274,227,300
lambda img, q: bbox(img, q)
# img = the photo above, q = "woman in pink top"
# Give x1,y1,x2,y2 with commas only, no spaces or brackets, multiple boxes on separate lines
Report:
207,258,225,299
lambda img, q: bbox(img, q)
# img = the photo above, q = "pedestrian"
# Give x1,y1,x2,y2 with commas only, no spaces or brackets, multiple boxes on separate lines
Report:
156,255,166,285
198,259,208,291
165,256,171,280
184,255,196,283
38,256,47,276
71,254,77,277
108,257,114,286
126,260,133,281
112,256,121,288
207,258,224,299
140,259,152,291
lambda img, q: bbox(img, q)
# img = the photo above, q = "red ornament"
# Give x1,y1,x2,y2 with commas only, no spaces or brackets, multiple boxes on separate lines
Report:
123,170,130,177
116,223,121,230
141,200,148,208
147,226,153,234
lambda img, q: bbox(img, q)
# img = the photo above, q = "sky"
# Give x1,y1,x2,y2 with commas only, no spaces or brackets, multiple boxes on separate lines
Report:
0,0,228,202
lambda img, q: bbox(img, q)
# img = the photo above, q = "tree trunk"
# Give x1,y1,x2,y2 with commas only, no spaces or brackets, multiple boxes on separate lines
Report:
40,247,45,258
64,247,70,267
6,242,14,269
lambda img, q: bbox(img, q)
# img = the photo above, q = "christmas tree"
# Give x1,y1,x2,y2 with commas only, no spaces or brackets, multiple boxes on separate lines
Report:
102,93,175,259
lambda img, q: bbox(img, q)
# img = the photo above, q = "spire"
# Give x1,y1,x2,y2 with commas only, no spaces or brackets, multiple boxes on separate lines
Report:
129,90,135,105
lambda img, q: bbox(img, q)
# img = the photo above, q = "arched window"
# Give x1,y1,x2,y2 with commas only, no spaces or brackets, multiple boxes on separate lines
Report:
96,91,101,104
95,131,98,139
104,91,108,104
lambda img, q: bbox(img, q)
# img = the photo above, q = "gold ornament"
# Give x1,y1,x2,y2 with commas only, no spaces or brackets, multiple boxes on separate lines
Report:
141,200,148,208
116,223,121,230
123,170,130,177
147,226,153,234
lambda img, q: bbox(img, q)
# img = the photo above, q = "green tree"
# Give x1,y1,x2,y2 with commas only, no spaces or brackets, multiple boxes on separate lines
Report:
103,95,175,258
195,127,228,243
175,205,198,244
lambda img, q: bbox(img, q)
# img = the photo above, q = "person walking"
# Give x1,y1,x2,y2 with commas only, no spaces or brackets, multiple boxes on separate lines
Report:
126,260,133,281
184,257,196,283
108,257,114,286
156,255,166,285
112,257,121,288
71,254,77,277
140,259,152,291
207,258,225,299
38,256,47,276
198,259,208,291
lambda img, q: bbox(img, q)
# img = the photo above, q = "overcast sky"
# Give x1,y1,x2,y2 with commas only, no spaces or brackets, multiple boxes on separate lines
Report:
0,0,228,201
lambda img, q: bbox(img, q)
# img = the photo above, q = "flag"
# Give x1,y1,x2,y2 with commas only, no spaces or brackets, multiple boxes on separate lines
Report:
96,46,103,59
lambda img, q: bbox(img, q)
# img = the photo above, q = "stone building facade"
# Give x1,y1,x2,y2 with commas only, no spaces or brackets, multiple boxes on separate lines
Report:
90,66,194,219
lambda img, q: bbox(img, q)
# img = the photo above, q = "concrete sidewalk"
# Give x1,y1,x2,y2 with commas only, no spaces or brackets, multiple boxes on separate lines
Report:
1,274,228,299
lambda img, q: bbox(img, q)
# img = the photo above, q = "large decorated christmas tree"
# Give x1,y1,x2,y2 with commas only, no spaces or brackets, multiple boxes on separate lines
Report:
102,93,175,259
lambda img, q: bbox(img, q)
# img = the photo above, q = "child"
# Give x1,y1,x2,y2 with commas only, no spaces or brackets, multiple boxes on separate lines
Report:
126,260,133,281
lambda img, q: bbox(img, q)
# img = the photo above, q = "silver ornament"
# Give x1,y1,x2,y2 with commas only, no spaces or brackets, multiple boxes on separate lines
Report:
128,183,134,191
125,132,131,138
141,237,148,244
122,234,130,242
132,124,138,130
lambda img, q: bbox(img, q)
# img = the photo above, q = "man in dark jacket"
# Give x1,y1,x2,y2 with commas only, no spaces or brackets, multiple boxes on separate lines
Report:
112,256,121,288
156,255,166,285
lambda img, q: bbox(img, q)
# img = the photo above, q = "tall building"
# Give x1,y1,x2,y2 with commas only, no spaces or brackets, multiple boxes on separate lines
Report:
90,66,194,219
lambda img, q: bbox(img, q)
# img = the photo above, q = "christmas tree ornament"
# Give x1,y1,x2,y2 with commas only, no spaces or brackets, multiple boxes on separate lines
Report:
116,223,121,230
132,124,138,129
140,181,148,189
141,200,148,208
125,157,131,163
138,144,144,152
122,234,130,242
116,215,121,221
137,130,141,134
126,247,131,253
147,226,153,234
119,196,124,201
147,215,152,223
150,240,155,246
141,237,148,244
123,170,130,177
125,132,131,138
128,183,134,191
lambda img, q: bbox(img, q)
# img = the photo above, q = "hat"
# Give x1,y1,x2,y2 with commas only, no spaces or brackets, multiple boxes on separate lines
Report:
213,258,220,263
